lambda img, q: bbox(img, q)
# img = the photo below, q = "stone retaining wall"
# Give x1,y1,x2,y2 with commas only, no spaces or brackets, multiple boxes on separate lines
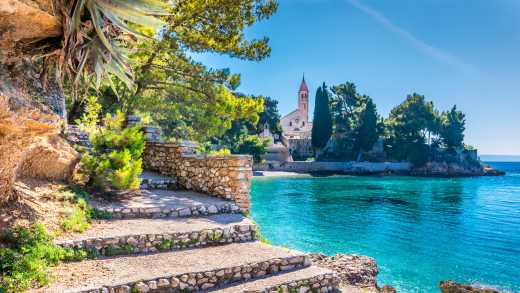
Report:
263,273,339,293
58,224,257,257
75,255,310,293
255,161,411,175
92,202,241,220
143,141,252,211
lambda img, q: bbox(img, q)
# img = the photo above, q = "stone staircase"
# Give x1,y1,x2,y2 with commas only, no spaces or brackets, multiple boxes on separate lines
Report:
33,174,340,293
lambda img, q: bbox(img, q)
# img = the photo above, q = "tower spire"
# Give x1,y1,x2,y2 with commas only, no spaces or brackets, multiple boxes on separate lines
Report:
299,74,308,93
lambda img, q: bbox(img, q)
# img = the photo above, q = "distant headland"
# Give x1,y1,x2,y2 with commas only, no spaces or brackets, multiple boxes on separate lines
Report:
257,76,504,177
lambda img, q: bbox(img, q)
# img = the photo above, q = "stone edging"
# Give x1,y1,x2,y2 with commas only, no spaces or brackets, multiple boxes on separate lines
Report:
261,272,339,293
73,255,311,293
57,224,258,257
140,177,178,190
93,202,241,219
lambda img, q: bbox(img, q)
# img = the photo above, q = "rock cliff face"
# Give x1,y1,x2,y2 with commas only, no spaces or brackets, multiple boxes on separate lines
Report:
0,85,76,207
0,0,61,59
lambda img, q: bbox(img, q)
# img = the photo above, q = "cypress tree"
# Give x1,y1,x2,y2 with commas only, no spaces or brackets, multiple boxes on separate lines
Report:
312,83,333,149
354,97,380,159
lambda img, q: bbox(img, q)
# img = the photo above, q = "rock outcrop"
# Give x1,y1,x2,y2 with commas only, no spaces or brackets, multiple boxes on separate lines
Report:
440,280,502,293
0,94,77,207
0,0,61,58
309,253,396,292
410,161,485,177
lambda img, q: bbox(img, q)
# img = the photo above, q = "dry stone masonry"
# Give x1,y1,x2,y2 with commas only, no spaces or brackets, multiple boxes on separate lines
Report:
72,255,311,293
261,273,339,293
144,141,252,211
92,202,241,220
57,223,257,257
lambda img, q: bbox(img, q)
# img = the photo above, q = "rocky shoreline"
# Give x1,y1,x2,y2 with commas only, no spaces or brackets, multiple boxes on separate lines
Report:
308,253,508,293
254,161,505,178
439,280,503,293
309,253,396,293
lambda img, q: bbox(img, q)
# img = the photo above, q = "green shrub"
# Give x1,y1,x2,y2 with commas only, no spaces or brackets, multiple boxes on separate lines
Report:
0,224,69,292
105,244,135,256
55,187,93,233
90,208,113,220
80,111,145,192
62,247,88,262
235,135,268,163
155,239,173,251
208,148,231,156
61,201,90,233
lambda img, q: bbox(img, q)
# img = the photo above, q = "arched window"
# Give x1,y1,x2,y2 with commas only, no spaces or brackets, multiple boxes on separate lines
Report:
289,121,292,127
302,121,305,126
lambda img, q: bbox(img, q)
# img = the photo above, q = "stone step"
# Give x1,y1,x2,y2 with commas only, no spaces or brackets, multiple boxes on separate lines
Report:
56,214,257,257
140,170,178,190
212,266,339,293
32,242,311,293
89,189,241,219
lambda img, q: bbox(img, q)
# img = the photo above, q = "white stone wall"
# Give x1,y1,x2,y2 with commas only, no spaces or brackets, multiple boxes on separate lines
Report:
280,110,312,139
254,161,412,174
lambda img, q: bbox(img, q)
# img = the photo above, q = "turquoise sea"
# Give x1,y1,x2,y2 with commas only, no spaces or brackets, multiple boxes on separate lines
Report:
250,162,520,293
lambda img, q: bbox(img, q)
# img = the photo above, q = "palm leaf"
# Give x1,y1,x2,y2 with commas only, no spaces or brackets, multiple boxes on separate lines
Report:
63,0,170,94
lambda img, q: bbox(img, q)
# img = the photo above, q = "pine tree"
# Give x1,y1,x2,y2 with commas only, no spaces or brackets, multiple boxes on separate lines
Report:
441,105,465,149
312,83,333,150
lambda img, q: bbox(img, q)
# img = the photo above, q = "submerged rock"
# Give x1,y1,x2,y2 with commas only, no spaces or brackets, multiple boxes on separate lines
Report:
309,253,395,292
440,280,502,293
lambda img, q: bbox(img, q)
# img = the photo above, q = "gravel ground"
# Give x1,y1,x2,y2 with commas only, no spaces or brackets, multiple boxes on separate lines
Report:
32,242,303,292
55,214,253,242
89,189,230,210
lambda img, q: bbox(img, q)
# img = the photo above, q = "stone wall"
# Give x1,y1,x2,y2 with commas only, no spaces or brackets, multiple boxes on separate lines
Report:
73,254,312,293
143,141,253,211
255,161,411,175
58,223,257,257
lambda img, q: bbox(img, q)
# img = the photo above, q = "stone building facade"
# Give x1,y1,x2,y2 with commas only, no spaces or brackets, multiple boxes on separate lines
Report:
280,76,313,139
278,76,314,160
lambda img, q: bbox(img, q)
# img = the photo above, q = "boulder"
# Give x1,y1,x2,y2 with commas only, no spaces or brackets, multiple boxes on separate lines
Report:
309,253,395,292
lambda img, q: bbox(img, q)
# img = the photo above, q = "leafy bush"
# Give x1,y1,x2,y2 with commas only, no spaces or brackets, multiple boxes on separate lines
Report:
61,198,91,233
80,111,145,192
236,135,268,163
209,148,232,156
55,187,93,233
0,224,68,292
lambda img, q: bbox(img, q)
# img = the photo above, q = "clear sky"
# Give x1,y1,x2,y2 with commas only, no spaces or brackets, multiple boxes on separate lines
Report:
194,0,520,155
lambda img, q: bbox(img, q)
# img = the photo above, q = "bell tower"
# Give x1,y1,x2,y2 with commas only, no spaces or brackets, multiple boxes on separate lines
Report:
298,74,309,121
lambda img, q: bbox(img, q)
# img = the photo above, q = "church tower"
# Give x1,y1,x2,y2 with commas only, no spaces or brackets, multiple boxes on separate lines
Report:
298,75,309,121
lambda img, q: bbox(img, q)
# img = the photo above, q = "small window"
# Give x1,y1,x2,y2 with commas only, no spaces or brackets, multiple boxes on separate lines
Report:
302,121,305,126
289,121,292,126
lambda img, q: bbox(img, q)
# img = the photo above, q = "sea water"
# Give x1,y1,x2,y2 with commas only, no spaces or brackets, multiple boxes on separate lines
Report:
250,162,520,292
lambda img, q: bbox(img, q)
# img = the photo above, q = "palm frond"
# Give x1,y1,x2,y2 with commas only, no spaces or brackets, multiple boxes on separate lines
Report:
60,0,171,97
